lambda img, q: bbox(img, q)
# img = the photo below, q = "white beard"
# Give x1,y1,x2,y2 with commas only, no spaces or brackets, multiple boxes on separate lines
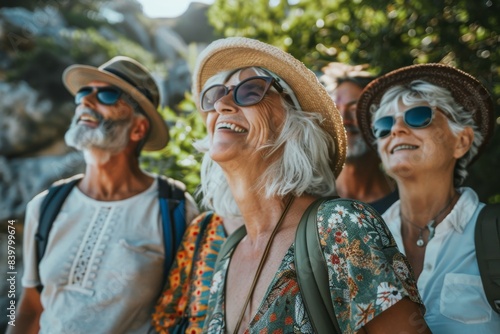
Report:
65,108,132,155
346,134,370,161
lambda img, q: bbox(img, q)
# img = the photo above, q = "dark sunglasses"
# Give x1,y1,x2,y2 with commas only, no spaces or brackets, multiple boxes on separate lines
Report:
200,76,284,112
75,86,123,106
372,106,435,139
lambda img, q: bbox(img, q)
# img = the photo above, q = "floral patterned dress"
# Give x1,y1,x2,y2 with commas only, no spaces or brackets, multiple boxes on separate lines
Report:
152,213,227,334
204,199,423,334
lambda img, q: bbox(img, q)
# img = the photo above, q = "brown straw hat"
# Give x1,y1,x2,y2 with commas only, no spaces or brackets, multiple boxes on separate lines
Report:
192,37,346,177
356,63,495,163
63,56,169,151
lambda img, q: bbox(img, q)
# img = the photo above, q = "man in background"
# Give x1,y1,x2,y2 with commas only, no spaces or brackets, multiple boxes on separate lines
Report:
321,62,398,213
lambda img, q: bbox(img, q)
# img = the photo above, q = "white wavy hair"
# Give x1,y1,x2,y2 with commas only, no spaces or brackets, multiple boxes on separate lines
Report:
194,67,337,217
372,80,483,187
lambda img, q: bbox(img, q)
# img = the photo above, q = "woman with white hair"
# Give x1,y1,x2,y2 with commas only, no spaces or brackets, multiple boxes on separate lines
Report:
191,37,429,334
357,63,500,333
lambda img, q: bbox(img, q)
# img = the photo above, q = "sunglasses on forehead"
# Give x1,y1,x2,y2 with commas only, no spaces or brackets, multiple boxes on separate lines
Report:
372,106,435,139
200,76,284,112
75,86,123,106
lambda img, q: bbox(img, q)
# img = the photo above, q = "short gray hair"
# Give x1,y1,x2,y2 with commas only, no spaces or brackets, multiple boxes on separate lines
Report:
372,80,483,186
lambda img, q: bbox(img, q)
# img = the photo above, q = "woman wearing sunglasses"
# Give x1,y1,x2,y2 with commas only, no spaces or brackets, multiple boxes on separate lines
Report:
191,37,429,334
357,63,500,333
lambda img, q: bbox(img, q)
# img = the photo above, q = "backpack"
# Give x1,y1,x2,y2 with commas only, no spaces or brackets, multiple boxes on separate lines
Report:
474,203,500,314
214,197,342,334
34,175,187,292
295,200,500,324
293,196,341,334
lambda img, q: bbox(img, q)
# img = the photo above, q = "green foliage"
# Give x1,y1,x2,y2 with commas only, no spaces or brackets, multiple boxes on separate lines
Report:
62,8,109,30
141,98,207,197
208,0,500,201
66,27,156,67
488,194,500,204
209,0,499,86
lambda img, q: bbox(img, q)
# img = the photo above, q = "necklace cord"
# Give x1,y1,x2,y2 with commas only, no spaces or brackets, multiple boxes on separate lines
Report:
401,192,457,246
233,195,295,333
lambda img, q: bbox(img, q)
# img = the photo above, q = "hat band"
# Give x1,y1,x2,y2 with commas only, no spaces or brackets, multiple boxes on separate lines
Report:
104,67,155,106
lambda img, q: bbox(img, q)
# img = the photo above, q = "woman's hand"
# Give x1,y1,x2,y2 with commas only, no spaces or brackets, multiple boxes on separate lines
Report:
359,297,431,333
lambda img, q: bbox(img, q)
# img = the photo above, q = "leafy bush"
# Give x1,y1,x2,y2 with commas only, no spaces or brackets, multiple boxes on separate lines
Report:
141,97,206,198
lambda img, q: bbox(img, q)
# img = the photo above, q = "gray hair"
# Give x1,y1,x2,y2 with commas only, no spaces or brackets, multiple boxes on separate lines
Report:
372,80,483,186
121,94,150,156
194,67,337,216
320,62,376,93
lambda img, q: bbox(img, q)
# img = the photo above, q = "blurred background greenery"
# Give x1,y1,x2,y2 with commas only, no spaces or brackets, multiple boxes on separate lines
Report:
208,0,500,203
141,100,205,196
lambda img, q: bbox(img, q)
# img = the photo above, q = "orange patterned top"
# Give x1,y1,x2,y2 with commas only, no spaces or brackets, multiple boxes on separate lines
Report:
151,212,227,333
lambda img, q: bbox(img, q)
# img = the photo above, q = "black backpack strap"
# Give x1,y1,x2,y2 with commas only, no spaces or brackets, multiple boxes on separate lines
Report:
35,176,82,292
475,203,500,314
157,176,187,279
36,178,81,260
294,196,341,334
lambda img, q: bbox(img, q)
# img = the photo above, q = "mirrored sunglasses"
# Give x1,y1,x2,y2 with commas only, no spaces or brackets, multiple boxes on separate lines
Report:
200,76,284,112
372,106,434,139
75,86,123,105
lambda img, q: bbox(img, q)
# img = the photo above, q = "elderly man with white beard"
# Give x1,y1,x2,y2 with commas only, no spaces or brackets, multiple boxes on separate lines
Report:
11,56,198,334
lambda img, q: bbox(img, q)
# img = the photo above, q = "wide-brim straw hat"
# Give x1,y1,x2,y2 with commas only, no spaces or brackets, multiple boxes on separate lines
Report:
356,63,495,163
192,37,346,177
63,56,169,151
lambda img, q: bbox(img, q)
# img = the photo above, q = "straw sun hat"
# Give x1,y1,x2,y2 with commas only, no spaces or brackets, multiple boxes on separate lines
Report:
63,56,169,151
356,63,495,162
192,37,347,177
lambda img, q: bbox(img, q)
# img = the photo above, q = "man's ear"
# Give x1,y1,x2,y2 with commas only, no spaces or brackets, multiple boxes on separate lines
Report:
130,116,150,143
454,126,474,159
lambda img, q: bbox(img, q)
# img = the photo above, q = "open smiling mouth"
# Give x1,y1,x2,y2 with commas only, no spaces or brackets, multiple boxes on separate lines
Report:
78,114,99,122
216,122,248,133
391,144,418,154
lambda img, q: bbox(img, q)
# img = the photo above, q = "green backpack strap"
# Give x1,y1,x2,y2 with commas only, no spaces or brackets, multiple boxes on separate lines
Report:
474,203,500,314
214,197,342,332
295,196,341,334
214,225,247,268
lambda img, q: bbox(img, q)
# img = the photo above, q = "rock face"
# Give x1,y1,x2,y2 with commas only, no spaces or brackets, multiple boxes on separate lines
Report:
0,151,85,220
0,81,72,157
0,2,215,332
0,79,79,221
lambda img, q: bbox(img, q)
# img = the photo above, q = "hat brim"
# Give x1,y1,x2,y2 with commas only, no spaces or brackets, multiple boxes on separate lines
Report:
192,37,346,177
356,63,494,164
63,65,169,151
